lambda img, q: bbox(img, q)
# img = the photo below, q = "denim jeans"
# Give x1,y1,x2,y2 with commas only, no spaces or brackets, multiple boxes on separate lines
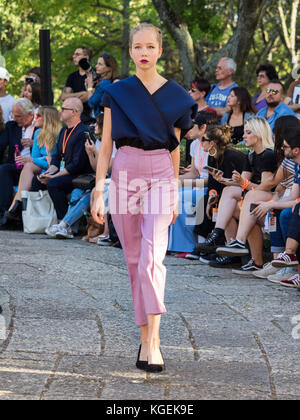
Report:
63,188,91,228
287,203,300,261
269,208,292,253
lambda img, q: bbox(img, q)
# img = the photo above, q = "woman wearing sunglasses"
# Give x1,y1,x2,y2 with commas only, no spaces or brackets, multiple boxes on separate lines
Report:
86,53,119,117
5,106,61,223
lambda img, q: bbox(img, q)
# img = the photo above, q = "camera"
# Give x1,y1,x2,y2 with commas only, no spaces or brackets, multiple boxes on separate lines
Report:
78,58,100,84
25,76,37,84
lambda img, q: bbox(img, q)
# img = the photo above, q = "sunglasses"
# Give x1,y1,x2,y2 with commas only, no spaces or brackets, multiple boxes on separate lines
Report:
281,144,291,150
201,137,210,142
61,107,74,112
266,88,279,95
190,88,197,93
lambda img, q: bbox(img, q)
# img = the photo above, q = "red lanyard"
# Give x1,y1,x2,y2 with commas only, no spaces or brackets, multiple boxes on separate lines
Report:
198,143,207,177
62,122,80,160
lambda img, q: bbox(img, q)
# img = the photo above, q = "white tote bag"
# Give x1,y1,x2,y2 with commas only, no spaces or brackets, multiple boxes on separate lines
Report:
21,190,58,234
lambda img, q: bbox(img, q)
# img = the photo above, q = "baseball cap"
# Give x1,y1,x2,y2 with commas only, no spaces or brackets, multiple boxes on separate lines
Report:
0,67,10,82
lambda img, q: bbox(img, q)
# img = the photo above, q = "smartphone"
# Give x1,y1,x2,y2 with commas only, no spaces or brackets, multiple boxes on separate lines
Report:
250,203,258,212
203,165,217,172
85,131,93,144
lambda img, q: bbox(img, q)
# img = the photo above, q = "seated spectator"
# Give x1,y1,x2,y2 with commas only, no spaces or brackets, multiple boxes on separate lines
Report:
216,116,299,277
0,67,16,123
189,78,217,115
0,98,35,229
23,82,41,113
272,202,300,288
257,80,297,132
185,78,217,164
285,78,300,120
268,126,300,287
168,111,218,255
253,64,278,111
188,124,246,264
86,53,119,118
198,116,277,273
4,106,61,224
30,98,93,221
206,57,238,118
45,113,116,240
221,87,256,144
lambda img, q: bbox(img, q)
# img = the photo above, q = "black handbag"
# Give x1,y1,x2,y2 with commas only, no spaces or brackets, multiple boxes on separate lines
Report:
72,173,96,190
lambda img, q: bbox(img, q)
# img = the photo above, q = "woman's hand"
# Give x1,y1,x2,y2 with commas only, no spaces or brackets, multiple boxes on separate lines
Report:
232,170,242,185
251,201,272,219
15,155,33,165
170,200,179,225
91,191,106,225
85,139,97,155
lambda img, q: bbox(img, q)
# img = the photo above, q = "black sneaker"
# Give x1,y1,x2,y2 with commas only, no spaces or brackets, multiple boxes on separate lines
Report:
197,229,226,253
232,259,263,276
216,239,249,257
199,253,218,264
209,255,241,268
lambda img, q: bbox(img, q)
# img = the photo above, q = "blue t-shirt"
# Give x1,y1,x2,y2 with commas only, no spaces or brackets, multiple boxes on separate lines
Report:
294,162,300,186
206,82,238,108
257,102,297,132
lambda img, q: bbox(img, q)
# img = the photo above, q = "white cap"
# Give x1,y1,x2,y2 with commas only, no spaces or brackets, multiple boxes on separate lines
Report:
0,67,10,82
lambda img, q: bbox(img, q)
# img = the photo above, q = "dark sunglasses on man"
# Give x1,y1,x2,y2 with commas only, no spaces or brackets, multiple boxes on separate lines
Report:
266,88,279,95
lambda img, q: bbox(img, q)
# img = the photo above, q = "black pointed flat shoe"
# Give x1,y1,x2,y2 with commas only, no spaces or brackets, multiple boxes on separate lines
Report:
136,345,148,371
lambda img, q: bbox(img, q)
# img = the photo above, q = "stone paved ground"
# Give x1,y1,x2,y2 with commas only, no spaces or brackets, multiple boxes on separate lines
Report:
0,231,299,400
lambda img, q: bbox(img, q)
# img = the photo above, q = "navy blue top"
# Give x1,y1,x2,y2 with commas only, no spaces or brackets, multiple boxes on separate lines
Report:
101,75,197,152
51,122,92,176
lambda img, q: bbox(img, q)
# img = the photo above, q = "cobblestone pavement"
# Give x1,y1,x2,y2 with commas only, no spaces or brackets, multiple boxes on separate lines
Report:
0,231,299,400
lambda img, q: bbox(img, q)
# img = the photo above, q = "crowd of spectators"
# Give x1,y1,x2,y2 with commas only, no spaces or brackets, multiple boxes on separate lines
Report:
0,49,300,290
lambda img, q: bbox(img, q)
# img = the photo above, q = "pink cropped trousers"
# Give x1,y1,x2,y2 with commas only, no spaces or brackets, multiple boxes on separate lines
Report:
109,146,177,326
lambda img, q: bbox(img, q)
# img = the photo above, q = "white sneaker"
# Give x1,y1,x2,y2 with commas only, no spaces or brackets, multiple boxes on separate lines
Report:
45,224,61,238
267,267,297,284
55,226,74,239
253,262,279,279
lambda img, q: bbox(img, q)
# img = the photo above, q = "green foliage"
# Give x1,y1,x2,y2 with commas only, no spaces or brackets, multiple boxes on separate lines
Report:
0,0,298,102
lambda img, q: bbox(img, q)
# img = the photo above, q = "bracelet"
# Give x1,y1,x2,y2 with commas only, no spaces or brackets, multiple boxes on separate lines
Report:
240,177,250,191
87,87,94,92
209,189,218,197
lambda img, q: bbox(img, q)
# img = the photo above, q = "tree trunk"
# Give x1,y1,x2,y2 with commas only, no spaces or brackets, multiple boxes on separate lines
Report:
152,0,195,88
201,0,268,82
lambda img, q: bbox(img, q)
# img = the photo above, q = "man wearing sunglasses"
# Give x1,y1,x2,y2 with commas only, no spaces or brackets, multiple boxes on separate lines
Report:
257,80,296,132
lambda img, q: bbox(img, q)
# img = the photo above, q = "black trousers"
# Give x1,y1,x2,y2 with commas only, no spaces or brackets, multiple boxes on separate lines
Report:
31,174,75,220
287,203,300,261
0,163,21,214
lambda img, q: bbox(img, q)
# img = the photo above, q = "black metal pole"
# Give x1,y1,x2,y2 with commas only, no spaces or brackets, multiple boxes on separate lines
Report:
39,29,53,105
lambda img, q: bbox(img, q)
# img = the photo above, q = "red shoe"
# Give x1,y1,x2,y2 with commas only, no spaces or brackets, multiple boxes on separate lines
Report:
280,274,300,288
174,252,190,258
272,252,299,268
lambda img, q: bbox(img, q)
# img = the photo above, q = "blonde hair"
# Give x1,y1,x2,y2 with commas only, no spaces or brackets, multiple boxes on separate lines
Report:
129,23,162,48
245,116,274,149
37,106,61,153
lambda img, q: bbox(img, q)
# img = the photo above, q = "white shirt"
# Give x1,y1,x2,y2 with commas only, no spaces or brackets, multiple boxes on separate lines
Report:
21,121,35,158
190,139,209,179
0,94,16,123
